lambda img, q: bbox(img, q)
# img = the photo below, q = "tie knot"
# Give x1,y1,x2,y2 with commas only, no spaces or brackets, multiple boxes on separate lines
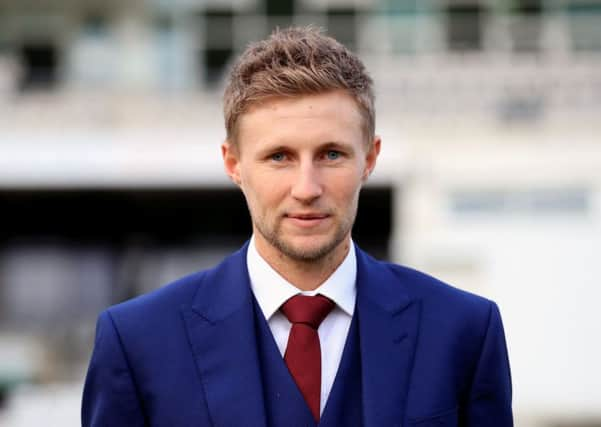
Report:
280,294,335,329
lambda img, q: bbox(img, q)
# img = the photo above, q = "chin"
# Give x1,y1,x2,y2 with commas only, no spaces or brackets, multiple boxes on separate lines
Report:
278,235,345,262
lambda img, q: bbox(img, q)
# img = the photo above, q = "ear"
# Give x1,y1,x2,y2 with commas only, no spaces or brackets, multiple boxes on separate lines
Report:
222,141,241,186
362,135,381,182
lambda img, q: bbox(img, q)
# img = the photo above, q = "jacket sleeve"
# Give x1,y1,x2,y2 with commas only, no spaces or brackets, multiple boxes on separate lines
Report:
463,302,513,426
82,310,147,427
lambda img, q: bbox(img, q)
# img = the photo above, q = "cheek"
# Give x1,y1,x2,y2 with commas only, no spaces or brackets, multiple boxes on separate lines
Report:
328,171,363,199
240,171,287,213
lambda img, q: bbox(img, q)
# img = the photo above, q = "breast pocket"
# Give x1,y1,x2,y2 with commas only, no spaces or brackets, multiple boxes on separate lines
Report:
408,407,458,426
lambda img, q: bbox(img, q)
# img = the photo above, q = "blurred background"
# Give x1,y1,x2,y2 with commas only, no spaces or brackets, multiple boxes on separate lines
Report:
0,0,600,425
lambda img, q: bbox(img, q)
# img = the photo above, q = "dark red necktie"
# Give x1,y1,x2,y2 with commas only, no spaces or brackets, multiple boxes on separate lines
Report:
280,294,335,422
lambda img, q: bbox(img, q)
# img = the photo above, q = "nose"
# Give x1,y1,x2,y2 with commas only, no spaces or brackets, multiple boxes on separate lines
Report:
290,162,323,203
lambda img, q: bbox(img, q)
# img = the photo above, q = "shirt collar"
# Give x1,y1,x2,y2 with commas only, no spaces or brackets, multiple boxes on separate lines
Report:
247,235,357,321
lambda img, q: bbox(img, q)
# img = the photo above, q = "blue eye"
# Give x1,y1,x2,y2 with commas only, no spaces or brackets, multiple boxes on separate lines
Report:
271,152,286,161
326,151,340,160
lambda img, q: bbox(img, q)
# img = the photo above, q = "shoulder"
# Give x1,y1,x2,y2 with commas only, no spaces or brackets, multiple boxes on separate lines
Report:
362,254,506,359
108,269,206,319
359,249,496,323
92,269,208,343
390,262,492,308
104,244,248,323
97,243,250,337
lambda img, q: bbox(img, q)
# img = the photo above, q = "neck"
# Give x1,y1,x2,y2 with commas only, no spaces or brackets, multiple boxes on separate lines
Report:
254,236,351,291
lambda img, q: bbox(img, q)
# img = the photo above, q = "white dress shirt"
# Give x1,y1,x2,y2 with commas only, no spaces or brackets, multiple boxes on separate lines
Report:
247,236,357,415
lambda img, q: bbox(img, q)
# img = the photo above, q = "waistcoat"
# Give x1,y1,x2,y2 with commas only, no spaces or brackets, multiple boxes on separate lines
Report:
252,297,363,427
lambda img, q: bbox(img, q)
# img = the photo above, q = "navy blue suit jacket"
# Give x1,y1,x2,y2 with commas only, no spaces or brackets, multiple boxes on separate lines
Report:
82,243,512,426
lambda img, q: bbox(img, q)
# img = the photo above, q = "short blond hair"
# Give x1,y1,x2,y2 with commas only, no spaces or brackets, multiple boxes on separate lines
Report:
223,26,375,144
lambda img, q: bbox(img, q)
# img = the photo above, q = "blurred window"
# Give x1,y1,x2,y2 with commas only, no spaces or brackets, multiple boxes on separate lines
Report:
445,3,485,51
19,43,59,91
378,0,420,55
154,13,180,90
72,12,113,88
0,41,17,94
566,1,601,51
267,14,294,33
202,8,234,85
450,188,590,216
326,8,357,51
0,245,114,328
380,0,419,15
497,93,545,123
516,0,543,15
265,0,295,15
82,12,109,38
510,0,543,52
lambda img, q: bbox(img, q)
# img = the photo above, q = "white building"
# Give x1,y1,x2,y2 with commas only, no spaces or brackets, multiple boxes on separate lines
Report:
0,1,600,426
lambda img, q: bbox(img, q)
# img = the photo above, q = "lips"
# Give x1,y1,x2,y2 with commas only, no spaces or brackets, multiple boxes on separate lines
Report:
286,213,329,220
284,212,331,228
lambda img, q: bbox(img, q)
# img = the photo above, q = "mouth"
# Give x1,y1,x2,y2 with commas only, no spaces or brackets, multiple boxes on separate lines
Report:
284,212,331,228
286,213,329,220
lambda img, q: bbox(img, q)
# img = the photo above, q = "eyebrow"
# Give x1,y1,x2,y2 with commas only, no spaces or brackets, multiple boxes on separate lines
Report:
255,144,289,156
321,141,354,150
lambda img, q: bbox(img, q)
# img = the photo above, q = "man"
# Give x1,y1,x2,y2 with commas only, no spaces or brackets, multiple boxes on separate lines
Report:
82,27,512,426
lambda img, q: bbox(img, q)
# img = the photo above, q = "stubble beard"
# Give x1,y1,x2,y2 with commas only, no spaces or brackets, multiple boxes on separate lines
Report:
253,205,358,263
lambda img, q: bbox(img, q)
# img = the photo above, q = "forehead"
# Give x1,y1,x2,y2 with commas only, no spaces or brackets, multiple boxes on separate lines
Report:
236,91,365,149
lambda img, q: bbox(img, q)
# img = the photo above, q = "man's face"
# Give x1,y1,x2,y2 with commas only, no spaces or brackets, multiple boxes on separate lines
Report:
222,90,380,263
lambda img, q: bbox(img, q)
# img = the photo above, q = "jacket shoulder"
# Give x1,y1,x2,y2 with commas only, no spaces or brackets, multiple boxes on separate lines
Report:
112,269,205,313
368,255,497,324
390,262,491,304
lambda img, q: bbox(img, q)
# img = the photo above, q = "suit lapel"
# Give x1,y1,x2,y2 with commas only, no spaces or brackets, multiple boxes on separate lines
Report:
181,244,267,427
355,246,421,427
